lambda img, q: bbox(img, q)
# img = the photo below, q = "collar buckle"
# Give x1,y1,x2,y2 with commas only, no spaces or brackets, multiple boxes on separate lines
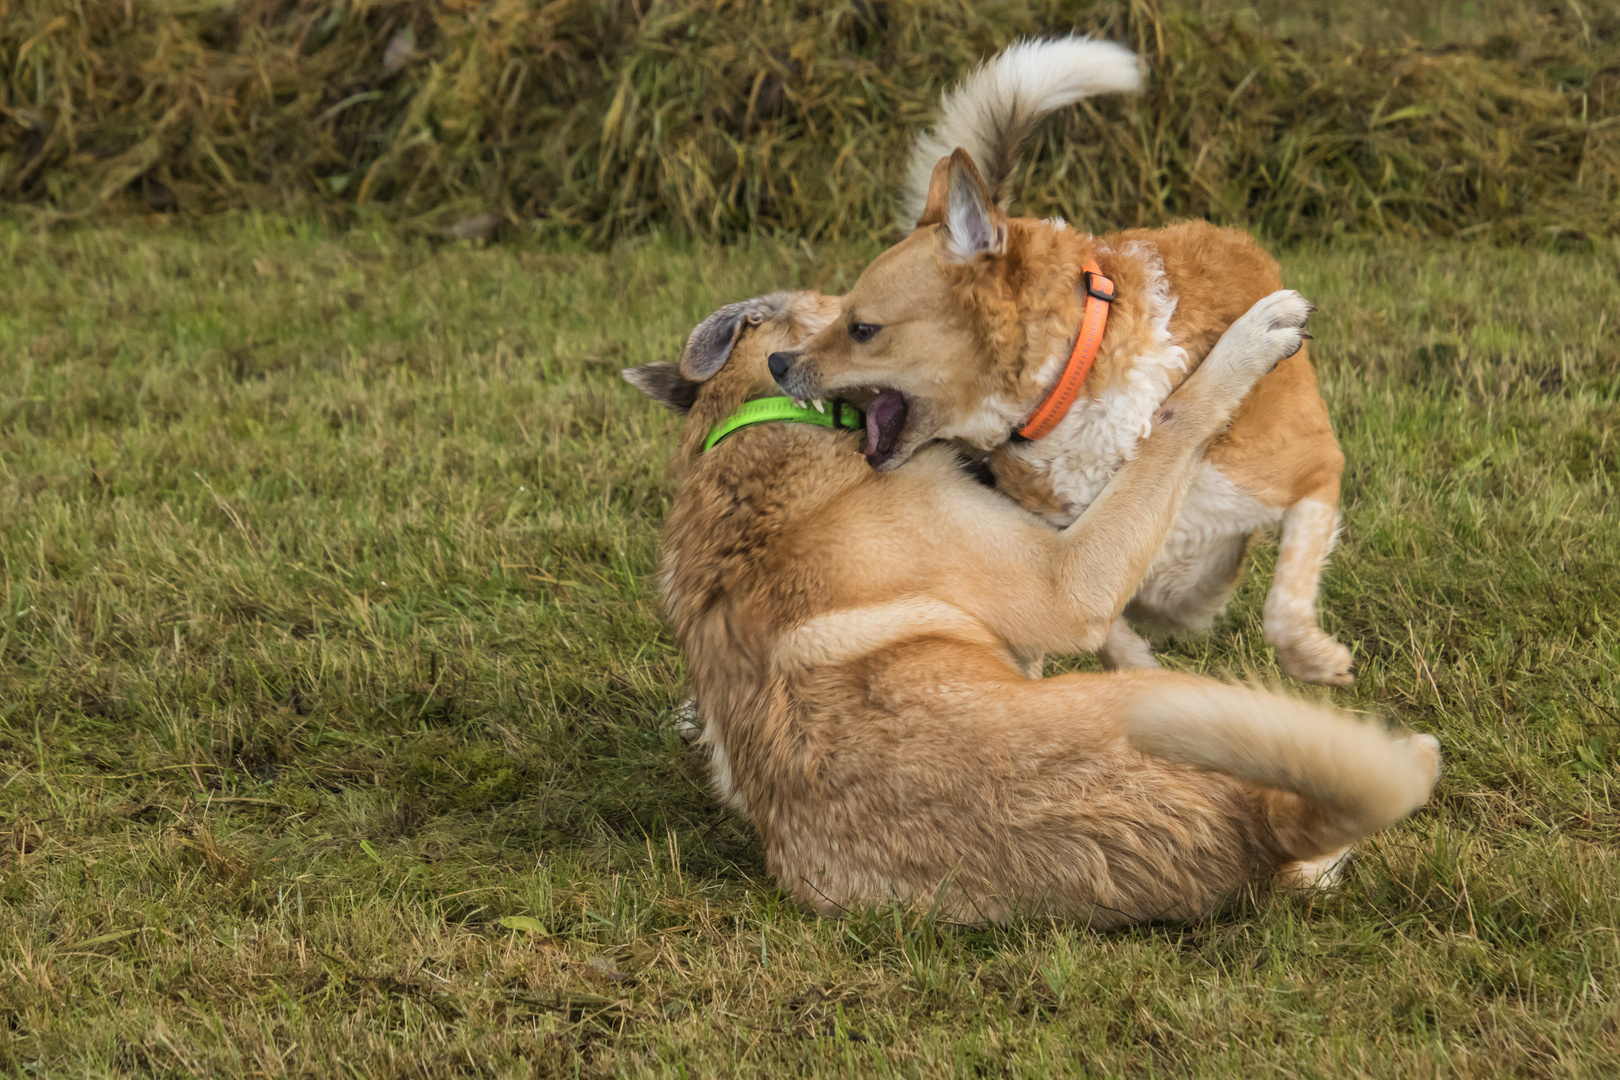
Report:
1083,269,1116,304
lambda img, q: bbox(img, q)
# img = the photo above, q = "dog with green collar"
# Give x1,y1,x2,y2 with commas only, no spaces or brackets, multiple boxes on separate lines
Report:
621,288,1438,927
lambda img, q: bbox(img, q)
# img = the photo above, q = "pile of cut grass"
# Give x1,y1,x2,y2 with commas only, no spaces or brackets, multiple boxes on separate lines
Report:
0,218,1616,1075
2,0,1616,241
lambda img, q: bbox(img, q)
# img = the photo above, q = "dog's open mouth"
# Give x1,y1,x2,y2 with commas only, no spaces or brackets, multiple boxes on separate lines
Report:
861,389,908,470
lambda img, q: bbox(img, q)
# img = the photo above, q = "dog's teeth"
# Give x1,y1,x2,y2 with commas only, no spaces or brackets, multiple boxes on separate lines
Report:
812,399,826,413
793,397,806,408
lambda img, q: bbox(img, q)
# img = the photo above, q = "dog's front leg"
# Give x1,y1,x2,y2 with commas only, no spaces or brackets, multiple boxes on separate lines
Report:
1046,291,1315,650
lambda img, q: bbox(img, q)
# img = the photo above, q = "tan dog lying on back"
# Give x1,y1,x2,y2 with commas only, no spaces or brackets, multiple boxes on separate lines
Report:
625,288,1438,926
781,39,1352,684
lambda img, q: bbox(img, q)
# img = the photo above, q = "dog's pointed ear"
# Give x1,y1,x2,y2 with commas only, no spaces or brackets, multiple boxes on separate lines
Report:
677,294,788,381
913,156,953,229
936,149,1006,262
622,362,701,414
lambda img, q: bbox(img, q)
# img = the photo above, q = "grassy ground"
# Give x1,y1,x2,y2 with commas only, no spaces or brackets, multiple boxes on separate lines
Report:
1,219,1618,1077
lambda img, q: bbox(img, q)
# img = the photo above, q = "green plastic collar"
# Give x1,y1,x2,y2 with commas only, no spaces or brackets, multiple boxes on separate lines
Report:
703,397,865,453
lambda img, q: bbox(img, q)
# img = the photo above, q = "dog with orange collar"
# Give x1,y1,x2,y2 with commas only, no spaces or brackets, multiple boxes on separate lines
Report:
771,39,1354,686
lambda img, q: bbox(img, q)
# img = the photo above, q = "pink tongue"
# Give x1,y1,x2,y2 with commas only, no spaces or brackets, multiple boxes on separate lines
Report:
861,389,908,464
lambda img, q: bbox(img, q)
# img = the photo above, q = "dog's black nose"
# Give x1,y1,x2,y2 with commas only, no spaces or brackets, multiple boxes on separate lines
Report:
767,351,796,381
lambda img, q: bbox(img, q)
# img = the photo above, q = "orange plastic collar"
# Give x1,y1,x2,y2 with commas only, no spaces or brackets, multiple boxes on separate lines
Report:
1015,260,1114,441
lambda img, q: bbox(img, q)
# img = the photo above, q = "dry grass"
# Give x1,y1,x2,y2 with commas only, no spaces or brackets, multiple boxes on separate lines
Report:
2,0,1617,241
0,217,1617,1075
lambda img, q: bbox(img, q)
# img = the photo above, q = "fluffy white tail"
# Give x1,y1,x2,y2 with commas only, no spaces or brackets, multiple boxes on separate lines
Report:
900,36,1142,227
1124,682,1440,839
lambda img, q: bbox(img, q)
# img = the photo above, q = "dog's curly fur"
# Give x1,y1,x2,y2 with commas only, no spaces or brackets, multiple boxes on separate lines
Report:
783,39,1355,685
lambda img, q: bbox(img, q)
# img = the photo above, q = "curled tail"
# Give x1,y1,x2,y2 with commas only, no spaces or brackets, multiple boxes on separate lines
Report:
900,36,1142,227
1123,681,1440,844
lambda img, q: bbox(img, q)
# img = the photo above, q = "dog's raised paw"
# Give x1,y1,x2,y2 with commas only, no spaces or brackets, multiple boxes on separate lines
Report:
1247,289,1314,365
1255,289,1313,331
1201,289,1314,404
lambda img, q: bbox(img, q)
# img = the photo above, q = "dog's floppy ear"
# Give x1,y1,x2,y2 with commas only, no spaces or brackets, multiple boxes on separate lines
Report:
622,362,701,414
936,149,1006,261
677,294,788,381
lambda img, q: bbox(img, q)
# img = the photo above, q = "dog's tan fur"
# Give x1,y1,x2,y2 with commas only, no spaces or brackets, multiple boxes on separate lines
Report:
625,290,1438,927
774,148,1353,685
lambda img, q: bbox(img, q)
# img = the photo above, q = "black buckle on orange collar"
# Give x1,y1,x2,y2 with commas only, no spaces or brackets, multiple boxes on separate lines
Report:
1083,270,1116,304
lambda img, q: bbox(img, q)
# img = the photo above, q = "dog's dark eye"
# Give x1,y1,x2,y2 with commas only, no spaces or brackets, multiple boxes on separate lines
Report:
850,323,880,344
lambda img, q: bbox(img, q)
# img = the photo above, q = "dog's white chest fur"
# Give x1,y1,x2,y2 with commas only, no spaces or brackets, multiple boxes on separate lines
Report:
1006,242,1283,627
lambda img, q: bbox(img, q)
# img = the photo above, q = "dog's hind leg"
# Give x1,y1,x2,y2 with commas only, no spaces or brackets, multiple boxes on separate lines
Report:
1264,491,1353,687
1098,618,1158,670
1125,528,1253,639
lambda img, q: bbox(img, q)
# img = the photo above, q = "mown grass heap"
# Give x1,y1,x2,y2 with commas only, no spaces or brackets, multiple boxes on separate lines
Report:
2,0,1617,240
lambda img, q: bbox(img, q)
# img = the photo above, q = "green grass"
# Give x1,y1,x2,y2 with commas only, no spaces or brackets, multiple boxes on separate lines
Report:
1,218,1617,1076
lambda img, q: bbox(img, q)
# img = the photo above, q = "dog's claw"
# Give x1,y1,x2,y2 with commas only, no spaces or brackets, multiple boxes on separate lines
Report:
793,397,806,408
812,399,826,413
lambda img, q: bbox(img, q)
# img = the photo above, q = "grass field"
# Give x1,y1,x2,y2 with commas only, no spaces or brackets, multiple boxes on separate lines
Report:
1,219,1618,1077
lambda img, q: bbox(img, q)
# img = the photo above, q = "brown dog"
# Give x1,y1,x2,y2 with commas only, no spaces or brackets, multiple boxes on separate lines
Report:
624,289,1437,927
775,40,1353,685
